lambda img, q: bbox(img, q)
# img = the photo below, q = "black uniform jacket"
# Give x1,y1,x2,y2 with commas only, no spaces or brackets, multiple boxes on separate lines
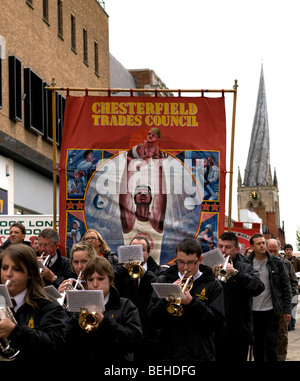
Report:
8,298,69,362
147,264,225,361
218,254,265,342
66,285,143,362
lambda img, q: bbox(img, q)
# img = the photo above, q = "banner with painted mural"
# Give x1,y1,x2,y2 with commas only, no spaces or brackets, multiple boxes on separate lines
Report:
59,95,226,264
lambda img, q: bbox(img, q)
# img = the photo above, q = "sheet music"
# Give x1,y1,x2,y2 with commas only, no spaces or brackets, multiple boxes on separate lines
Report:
201,248,225,267
117,244,143,263
66,290,105,313
44,285,63,299
151,283,185,299
0,284,13,308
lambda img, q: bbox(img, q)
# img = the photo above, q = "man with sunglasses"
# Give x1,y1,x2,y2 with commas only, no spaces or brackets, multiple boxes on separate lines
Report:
147,237,224,361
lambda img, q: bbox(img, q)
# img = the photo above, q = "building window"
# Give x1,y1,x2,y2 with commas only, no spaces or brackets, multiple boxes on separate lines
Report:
43,0,49,23
71,14,76,52
83,27,88,65
57,0,63,38
9,56,22,122
43,83,64,146
94,41,99,76
24,68,44,135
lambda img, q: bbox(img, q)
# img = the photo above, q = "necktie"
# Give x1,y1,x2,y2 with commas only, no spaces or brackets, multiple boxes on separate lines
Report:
10,298,17,315
133,279,139,304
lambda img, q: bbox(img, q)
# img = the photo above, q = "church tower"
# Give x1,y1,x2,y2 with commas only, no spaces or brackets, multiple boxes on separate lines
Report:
237,65,285,244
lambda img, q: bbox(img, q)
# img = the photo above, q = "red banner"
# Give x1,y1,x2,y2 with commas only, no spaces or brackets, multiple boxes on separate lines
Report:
59,95,226,264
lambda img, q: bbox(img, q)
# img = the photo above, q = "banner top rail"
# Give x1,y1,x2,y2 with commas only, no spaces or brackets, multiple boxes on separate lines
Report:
45,85,237,94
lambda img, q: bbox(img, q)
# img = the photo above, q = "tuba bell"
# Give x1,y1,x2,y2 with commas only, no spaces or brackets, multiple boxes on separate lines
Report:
0,281,20,361
166,271,193,317
78,308,100,332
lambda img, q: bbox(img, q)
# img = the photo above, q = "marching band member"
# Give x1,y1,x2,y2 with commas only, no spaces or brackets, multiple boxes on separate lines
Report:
214,232,265,361
114,235,167,361
147,238,224,361
81,229,118,268
0,244,69,362
66,256,142,362
58,243,96,294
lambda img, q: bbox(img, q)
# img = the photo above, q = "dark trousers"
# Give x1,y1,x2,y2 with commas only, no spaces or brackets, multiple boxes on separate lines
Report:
215,336,250,361
252,309,279,361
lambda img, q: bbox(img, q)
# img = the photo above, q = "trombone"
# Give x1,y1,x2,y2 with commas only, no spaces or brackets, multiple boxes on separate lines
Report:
166,271,193,317
0,281,20,361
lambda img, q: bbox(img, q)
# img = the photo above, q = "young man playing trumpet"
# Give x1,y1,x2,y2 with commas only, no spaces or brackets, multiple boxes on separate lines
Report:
147,237,224,361
214,232,265,361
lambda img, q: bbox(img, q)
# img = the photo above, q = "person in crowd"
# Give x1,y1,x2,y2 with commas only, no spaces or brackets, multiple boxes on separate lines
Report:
38,228,73,288
81,229,118,267
0,244,69,361
243,247,253,257
58,243,97,294
283,243,300,331
31,237,39,255
266,238,298,360
66,256,142,362
0,223,31,251
114,235,166,361
147,237,224,361
214,232,265,361
244,233,292,361
284,244,300,273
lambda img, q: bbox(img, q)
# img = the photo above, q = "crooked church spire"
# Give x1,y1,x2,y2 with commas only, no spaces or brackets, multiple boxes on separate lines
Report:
243,65,270,186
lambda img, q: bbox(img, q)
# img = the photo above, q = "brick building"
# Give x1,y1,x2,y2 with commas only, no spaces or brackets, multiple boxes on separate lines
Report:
0,0,109,215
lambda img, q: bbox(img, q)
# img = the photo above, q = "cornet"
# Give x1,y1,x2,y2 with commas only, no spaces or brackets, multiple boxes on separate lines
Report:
78,308,100,332
166,271,193,317
214,256,232,283
128,261,143,279
0,281,20,361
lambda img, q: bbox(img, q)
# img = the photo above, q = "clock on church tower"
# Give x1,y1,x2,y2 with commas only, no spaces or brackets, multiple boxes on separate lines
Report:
249,190,261,202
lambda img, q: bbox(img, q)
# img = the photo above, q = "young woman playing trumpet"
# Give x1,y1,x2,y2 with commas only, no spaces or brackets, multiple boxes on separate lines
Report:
0,244,69,362
58,243,97,294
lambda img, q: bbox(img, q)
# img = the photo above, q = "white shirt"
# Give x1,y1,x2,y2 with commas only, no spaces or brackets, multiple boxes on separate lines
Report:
12,288,27,312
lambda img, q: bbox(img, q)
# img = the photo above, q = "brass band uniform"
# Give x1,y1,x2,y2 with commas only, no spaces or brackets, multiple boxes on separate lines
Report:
0,244,69,362
147,238,224,361
66,256,142,362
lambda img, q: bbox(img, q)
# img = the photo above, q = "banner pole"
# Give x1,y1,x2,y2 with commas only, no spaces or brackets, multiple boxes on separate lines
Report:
51,78,57,231
227,80,238,232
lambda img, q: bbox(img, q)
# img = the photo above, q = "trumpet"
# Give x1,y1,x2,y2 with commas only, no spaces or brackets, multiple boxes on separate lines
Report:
128,261,143,279
78,308,100,332
0,281,20,361
166,271,193,317
214,256,232,283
